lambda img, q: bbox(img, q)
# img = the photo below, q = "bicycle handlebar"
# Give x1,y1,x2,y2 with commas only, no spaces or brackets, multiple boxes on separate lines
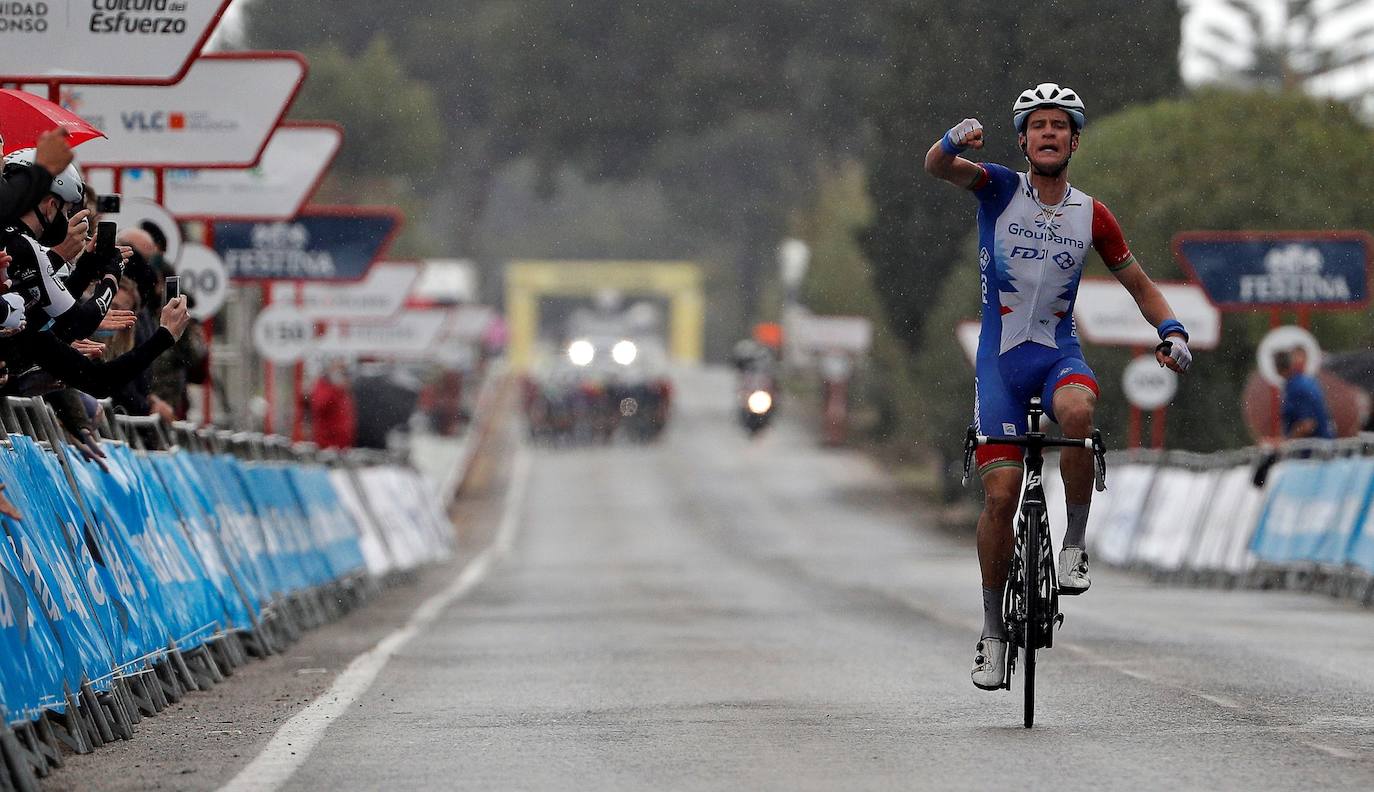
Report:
961,426,1107,492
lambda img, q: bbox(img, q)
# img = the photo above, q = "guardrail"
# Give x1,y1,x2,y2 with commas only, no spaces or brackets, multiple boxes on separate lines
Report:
1040,439,1374,603
0,397,453,791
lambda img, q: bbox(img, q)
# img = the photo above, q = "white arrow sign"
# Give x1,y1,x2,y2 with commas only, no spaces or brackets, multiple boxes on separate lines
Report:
441,305,496,343
1074,279,1221,350
0,1,232,84
315,311,450,359
150,123,342,220
269,262,423,319
57,53,306,168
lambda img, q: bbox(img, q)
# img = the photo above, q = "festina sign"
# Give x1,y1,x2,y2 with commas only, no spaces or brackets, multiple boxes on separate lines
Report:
0,1,232,84
1173,231,1373,311
54,52,306,168
213,207,403,282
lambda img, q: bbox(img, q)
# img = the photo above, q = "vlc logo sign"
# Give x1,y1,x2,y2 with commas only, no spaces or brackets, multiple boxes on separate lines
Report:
121,111,187,132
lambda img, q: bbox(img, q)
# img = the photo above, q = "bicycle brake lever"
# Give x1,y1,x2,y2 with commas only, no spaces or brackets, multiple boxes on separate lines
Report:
1091,429,1107,492
961,425,977,487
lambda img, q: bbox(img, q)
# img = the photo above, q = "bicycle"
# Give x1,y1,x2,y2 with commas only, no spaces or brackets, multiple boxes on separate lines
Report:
962,396,1107,728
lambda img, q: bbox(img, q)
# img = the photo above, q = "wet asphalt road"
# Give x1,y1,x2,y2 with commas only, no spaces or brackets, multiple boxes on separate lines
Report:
267,367,1374,791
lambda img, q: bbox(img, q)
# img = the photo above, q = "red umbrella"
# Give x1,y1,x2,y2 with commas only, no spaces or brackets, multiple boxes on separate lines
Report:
0,88,105,154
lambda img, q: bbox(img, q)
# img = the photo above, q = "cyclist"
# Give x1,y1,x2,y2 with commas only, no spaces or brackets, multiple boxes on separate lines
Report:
924,83,1192,690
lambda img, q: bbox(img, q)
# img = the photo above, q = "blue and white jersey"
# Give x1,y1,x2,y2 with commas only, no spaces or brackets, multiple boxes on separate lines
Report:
972,163,1133,358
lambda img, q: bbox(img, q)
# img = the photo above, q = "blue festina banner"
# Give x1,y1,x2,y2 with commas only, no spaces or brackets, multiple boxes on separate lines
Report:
213,206,402,282
1173,232,1372,310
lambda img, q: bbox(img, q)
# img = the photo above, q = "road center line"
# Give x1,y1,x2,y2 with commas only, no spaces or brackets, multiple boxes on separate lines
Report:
219,447,531,792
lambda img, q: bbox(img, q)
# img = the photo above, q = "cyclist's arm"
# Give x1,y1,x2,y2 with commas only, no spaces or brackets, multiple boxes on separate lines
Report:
924,144,987,190
1093,200,1183,336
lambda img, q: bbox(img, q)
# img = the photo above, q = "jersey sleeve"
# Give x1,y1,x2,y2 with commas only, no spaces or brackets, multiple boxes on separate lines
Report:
1092,200,1135,271
973,163,1019,205
10,235,77,321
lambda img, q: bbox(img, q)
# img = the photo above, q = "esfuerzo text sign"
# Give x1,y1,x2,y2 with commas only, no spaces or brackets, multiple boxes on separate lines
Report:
214,206,402,282
1173,231,1373,311
0,1,232,85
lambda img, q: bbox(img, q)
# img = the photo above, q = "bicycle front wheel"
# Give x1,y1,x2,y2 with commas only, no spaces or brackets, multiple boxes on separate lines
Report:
1021,503,1041,729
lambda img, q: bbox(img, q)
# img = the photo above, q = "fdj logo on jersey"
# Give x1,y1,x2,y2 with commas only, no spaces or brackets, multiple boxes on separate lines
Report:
1053,252,1076,270
979,248,991,305
1010,246,1046,260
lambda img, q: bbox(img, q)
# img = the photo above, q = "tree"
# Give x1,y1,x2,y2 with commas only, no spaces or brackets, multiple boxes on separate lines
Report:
1182,0,1374,113
793,160,924,448
289,37,444,181
242,0,887,349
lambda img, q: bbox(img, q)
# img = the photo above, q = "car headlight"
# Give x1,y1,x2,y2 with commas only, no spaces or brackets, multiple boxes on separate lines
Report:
568,339,595,367
612,339,638,366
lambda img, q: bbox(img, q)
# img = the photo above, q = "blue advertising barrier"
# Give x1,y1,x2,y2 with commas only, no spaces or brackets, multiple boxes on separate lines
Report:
1,437,118,691
166,453,275,617
0,521,67,724
146,454,258,632
1250,456,1374,572
0,412,455,788
110,445,234,647
289,466,366,581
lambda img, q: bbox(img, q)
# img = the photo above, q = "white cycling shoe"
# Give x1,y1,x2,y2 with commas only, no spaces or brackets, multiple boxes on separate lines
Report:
1057,546,1091,595
971,637,1008,691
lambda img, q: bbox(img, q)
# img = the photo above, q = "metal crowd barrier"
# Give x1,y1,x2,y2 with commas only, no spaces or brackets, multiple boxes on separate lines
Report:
0,396,454,791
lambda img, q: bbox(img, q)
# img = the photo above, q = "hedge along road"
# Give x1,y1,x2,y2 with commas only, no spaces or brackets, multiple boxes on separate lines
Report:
48,368,1374,790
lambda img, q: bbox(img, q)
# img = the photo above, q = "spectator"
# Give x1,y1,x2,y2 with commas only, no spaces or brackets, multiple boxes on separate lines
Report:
352,361,418,450
1,149,124,342
309,359,357,449
1275,346,1335,440
149,298,208,422
418,368,466,436
102,274,151,413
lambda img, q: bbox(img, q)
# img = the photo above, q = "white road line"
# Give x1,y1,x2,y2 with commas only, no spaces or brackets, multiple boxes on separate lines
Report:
219,447,531,792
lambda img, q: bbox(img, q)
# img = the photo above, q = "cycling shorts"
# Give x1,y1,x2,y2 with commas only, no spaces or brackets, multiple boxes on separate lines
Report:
974,342,1099,471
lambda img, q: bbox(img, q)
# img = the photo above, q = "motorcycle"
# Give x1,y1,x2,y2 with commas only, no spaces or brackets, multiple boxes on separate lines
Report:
738,371,776,435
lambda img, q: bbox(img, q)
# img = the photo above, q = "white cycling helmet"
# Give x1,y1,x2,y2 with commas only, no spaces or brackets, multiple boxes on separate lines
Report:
1013,83,1086,134
3,147,85,205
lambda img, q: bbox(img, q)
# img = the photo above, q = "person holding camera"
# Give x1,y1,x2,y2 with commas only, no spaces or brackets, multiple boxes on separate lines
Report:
0,152,192,399
0,148,131,343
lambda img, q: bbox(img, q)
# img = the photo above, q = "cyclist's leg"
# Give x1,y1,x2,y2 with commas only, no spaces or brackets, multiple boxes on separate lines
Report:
1044,357,1099,589
973,358,1030,638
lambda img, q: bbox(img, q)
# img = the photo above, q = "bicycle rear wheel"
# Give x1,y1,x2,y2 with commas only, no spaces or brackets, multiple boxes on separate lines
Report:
1021,504,1040,729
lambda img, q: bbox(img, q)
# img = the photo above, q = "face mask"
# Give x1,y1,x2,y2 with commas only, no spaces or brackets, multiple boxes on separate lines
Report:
36,202,69,246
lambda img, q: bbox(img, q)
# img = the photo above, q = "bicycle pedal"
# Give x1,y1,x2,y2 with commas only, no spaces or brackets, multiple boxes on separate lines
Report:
1054,613,1064,630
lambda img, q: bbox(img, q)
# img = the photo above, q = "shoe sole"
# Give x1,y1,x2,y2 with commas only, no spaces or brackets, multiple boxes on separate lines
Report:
1057,582,1089,596
972,678,1004,691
